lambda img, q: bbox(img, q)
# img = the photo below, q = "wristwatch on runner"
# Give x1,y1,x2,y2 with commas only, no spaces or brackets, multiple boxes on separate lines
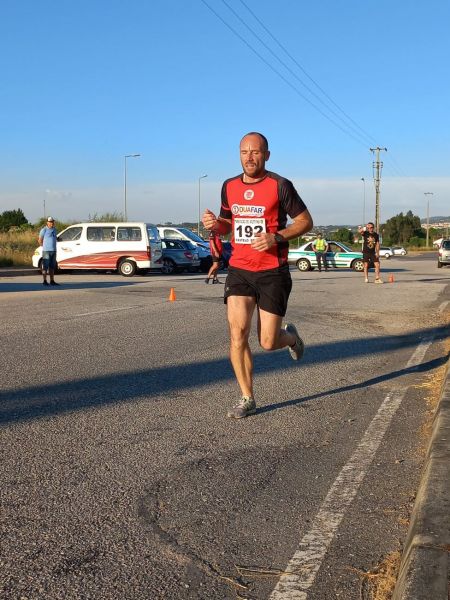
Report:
274,233,285,244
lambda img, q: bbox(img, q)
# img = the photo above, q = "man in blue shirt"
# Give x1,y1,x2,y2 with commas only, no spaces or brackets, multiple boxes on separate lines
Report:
38,216,59,286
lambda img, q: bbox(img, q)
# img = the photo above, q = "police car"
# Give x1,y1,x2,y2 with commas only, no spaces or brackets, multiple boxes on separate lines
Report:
288,241,364,272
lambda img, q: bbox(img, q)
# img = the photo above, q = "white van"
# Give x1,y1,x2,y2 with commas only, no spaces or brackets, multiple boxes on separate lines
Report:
32,222,162,277
157,226,211,271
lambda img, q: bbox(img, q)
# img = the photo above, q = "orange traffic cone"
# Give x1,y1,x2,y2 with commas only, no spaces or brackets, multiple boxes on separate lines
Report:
388,274,394,283
168,287,176,301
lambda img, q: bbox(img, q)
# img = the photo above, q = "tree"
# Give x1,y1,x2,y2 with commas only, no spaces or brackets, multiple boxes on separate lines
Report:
88,212,124,222
0,209,29,231
333,228,354,244
381,211,424,245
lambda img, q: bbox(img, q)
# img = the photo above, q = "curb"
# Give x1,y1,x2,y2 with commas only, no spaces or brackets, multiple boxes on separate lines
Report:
0,268,37,278
392,352,450,599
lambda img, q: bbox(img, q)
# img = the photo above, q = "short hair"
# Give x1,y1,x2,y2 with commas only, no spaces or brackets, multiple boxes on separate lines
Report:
241,132,269,151
367,222,375,227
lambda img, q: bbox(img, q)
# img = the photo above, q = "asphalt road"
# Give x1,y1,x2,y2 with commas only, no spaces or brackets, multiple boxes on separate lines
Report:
1,256,449,600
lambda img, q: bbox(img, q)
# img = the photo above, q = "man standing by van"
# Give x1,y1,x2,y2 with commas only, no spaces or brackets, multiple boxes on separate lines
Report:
202,132,313,419
39,217,59,286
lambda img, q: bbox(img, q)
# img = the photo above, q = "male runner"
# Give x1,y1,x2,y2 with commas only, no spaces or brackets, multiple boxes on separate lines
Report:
202,132,313,418
358,222,383,283
205,231,223,284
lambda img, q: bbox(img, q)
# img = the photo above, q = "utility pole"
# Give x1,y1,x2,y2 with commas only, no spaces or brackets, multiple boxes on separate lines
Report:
424,192,433,248
370,147,387,234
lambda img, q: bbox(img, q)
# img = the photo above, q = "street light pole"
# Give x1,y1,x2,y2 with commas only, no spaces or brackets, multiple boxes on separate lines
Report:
424,192,433,248
360,177,366,224
124,154,141,221
198,174,207,236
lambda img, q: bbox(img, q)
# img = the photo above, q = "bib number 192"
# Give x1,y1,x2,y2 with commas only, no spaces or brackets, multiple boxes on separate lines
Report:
234,218,266,244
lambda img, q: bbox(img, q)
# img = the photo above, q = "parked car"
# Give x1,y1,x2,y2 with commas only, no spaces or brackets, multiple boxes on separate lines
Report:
437,239,450,268
32,222,162,276
288,241,364,271
157,226,211,272
379,246,394,259
391,246,407,256
160,239,200,274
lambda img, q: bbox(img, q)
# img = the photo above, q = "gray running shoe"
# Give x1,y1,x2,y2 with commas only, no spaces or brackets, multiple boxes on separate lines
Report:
227,396,256,419
284,323,305,361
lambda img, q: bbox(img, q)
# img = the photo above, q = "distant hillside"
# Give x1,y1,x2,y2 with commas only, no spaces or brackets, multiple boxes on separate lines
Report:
420,216,450,224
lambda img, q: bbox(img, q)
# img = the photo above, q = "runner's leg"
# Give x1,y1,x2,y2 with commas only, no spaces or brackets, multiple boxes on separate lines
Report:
257,308,296,351
227,295,257,398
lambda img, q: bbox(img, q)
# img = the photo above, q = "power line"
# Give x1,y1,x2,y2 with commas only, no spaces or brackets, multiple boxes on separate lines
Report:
220,0,373,146
200,0,370,148
237,0,376,146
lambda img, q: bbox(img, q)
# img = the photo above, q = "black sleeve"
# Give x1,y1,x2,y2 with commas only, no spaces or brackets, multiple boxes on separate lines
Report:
278,178,307,219
219,181,232,220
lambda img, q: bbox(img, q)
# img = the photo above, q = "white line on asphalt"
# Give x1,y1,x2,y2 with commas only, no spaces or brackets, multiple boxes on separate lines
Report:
269,336,434,600
438,300,449,313
70,305,143,318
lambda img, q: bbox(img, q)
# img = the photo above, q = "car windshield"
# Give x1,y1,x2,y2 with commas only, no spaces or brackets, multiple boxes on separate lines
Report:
443,241,450,249
178,228,207,243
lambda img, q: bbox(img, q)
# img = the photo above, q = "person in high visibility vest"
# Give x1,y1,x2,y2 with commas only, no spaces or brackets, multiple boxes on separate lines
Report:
312,233,328,272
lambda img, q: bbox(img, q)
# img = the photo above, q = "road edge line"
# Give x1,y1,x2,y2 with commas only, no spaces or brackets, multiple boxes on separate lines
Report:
392,349,450,600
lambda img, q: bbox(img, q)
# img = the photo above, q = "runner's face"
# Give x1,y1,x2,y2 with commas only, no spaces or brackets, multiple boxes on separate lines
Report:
240,135,270,180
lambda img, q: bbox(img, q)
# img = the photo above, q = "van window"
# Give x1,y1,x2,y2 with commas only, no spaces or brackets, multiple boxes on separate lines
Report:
117,227,142,241
87,227,116,241
58,226,82,242
147,226,160,242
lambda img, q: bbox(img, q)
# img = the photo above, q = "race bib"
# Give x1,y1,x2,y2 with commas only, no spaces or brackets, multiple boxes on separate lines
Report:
234,218,266,244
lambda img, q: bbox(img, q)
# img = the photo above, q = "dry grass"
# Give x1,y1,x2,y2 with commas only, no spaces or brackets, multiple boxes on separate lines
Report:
350,551,402,600
0,229,39,266
414,312,450,454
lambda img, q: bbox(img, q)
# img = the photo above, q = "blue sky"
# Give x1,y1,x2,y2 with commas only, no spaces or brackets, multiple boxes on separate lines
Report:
1,0,449,226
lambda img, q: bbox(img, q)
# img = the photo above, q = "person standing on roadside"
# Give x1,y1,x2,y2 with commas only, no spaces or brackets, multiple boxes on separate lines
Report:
358,222,383,284
205,231,223,284
312,232,328,272
39,217,59,286
202,132,313,419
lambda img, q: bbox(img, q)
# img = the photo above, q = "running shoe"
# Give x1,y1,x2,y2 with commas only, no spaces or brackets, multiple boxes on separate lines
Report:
374,278,384,284
43,280,49,286
365,278,369,283
50,281,60,286
227,396,256,419
284,323,305,361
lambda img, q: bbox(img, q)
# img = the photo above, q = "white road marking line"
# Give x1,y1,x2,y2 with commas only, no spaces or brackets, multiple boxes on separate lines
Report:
438,300,449,313
270,337,433,600
71,305,142,317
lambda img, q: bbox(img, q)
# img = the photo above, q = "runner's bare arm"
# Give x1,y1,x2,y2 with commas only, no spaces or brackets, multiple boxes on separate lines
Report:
202,209,232,234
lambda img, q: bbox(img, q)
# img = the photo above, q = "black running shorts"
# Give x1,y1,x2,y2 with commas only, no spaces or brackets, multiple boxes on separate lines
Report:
363,252,379,264
224,266,292,316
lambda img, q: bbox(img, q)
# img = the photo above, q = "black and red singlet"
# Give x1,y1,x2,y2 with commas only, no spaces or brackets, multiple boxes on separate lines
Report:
219,171,307,272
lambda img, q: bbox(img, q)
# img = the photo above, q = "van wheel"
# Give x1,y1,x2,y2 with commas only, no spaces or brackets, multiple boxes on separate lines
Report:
119,259,136,277
437,261,442,268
